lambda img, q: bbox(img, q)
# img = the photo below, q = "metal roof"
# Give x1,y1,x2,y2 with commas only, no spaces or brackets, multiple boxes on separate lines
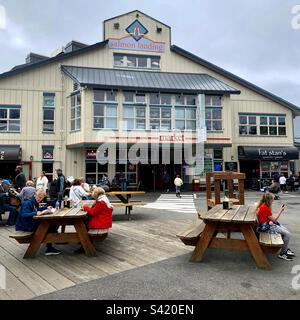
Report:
61,65,241,94
171,45,300,116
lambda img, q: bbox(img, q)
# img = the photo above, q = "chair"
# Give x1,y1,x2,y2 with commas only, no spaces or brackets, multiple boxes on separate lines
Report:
206,172,245,210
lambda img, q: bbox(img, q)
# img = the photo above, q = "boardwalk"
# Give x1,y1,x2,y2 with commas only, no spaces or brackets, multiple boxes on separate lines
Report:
0,209,193,300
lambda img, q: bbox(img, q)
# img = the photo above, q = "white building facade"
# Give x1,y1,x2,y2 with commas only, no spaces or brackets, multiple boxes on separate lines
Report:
0,10,299,190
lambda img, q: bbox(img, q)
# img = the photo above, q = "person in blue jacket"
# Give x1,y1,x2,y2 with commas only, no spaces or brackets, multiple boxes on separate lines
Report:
16,189,61,256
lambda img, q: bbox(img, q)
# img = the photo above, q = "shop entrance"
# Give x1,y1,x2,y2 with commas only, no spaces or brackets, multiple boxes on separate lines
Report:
0,162,19,181
239,160,260,190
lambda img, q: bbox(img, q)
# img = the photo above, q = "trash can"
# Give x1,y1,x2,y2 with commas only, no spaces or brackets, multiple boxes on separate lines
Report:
192,179,200,192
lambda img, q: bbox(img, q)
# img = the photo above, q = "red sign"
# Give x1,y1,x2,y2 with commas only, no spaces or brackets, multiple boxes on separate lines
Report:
86,150,97,159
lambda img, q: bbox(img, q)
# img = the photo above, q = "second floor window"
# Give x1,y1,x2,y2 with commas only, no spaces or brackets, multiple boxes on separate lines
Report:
43,93,55,132
0,106,21,132
150,106,172,130
239,114,287,136
205,95,222,131
175,107,196,131
94,104,118,129
114,54,160,69
71,94,81,131
123,106,146,130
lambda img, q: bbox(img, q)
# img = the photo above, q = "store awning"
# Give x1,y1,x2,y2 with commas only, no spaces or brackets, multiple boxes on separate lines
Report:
0,146,22,161
238,146,299,161
61,65,241,94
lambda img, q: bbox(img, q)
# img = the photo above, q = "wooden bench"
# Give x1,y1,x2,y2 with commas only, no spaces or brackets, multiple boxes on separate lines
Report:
9,231,34,244
88,228,109,241
176,220,206,246
259,232,283,254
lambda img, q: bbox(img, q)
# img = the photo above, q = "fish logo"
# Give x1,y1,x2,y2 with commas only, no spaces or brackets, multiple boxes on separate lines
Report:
126,20,148,41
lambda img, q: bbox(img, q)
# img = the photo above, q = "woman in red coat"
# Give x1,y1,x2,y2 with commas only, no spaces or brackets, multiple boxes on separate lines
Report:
75,187,113,254
82,187,113,229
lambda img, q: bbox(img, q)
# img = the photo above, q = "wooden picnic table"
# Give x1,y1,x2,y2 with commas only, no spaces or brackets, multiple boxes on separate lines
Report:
191,204,272,270
106,191,146,220
22,207,96,259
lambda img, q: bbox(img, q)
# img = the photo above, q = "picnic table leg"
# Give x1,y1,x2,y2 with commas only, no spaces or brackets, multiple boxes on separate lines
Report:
23,221,49,259
241,225,271,270
74,220,97,257
191,222,216,262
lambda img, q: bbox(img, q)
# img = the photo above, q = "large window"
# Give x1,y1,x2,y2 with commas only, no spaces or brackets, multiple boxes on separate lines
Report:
123,105,146,130
175,107,196,131
261,161,288,180
175,94,197,106
205,95,222,132
71,94,81,131
150,106,172,130
114,54,160,69
85,162,108,185
150,93,172,105
43,93,55,133
239,114,286,136
94,90,118,129
0,106,21,132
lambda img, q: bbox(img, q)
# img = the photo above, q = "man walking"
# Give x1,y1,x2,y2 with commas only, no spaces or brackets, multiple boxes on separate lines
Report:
14,166,26,191
174,174,183,198
55,169,65,207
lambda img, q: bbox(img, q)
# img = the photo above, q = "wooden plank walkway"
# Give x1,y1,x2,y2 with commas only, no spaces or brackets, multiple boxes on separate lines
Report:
0,217,193,300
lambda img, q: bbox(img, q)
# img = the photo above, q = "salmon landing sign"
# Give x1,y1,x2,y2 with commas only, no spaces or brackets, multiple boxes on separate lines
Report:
109,19,165,53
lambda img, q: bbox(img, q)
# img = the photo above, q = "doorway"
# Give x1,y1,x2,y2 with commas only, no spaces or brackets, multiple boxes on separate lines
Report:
239,160,260,190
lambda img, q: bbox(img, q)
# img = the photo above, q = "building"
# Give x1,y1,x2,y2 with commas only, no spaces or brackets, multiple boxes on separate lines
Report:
0,10,299,190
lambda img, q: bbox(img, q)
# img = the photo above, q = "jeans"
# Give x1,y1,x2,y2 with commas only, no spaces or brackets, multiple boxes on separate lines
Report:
3,204,18,225
271,224,291,254
120,181,127,191
175,185,181,195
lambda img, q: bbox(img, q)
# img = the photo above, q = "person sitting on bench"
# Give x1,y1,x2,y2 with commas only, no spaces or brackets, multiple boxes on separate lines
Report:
256,192,295,261
74,187,113,253
15,189,61,256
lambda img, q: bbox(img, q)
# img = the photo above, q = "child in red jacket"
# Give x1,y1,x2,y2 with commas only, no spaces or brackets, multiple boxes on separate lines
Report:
75,187,113,254
82,187,113,230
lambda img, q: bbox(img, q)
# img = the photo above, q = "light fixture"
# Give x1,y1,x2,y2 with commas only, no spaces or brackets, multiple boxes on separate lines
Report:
30,155,34,161
231,156,234,161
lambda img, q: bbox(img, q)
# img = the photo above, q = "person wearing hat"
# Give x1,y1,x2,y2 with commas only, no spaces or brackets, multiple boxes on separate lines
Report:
0,179,19,226
14,166,26,191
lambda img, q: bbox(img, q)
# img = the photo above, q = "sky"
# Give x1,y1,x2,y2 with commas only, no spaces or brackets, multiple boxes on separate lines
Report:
0,0,300,135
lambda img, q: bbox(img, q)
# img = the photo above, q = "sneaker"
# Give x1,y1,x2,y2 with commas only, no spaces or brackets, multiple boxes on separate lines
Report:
278,253,293,261
286,249,295,257
45,247,62,256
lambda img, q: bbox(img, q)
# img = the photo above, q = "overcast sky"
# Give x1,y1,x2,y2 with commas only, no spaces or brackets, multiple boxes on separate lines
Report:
0,0,300,135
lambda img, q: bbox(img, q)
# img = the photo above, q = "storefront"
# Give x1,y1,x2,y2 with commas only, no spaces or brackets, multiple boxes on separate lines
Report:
238,146,299,189
0,145,22,180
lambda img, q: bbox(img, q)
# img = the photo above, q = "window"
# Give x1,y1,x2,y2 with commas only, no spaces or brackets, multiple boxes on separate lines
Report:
94,104,118,129
71,94,81,131
116,163,137,184
150,106,172,130
175,107,196,131
239,115,257,135
43,93,55,132
205,96,222,132
213,149,223,171
239,114,286,136
261,161,288,181
93,90,118,129
123,92,146,104
205,108,222,131
0,106,21,132
150,93,172,105
85,160,108,185
175,94,197,106
205,95,222,107
42,163,53,182
123,105,146,130
114,54,161,69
